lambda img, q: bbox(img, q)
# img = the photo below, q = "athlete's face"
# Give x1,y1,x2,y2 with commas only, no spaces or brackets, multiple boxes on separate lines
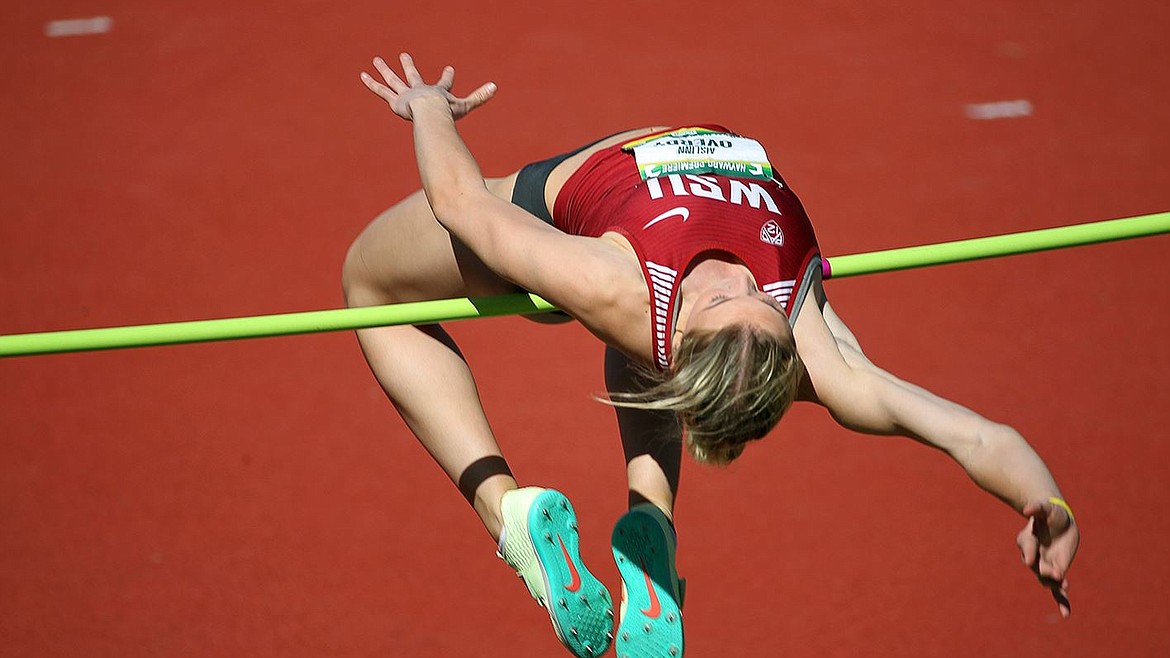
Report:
683,279,793,342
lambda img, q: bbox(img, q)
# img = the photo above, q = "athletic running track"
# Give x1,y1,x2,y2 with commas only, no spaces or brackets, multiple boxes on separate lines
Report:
2,2,1168,656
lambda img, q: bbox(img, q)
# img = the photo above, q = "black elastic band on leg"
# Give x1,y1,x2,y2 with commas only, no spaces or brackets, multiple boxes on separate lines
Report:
457,455,515,505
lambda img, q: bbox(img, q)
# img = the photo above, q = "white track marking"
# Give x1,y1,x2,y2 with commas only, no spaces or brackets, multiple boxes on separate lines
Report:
965,99,1033,120
45,16,114,38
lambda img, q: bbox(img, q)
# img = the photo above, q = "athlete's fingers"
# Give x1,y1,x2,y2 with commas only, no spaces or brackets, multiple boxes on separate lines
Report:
400,52,425,85
436,65,455,91
1044,567,1071,617
1052,580,1071,618
372,57,408,93
360,71,396,102
1024,551,1070,616
1017,517,1039,567
1037,551,1063,582
455,81,497,113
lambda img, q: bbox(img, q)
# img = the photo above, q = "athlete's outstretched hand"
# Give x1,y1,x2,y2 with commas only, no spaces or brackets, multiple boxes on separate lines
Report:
1017,499,1079,617
360,52,496,121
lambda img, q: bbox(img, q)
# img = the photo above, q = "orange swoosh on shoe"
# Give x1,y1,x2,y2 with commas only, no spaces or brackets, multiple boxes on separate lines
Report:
639,558,661,618
558,535,582,592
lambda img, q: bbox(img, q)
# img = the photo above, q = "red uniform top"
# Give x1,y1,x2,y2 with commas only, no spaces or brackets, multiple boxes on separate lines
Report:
553,125,821,370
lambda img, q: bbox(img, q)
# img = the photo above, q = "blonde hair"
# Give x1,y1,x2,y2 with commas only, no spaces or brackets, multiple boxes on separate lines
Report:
605,324,801,465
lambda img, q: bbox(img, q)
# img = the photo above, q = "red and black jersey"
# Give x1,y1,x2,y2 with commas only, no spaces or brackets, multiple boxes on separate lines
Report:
553,125,821,370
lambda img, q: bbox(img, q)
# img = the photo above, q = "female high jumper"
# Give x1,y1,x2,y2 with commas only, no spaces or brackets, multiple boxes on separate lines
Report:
344,53,1079,658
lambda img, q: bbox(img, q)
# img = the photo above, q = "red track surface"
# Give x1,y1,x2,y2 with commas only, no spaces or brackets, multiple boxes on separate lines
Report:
3,2,1169,656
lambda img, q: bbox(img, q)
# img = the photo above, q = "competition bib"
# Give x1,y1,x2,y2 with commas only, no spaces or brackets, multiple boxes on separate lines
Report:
622,127,774,181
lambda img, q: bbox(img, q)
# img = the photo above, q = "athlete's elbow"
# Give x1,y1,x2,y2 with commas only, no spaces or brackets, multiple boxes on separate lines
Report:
433,171,493,216
959,420,1023,464
426,188,475,230
424,185,456,220
979,421,1025,448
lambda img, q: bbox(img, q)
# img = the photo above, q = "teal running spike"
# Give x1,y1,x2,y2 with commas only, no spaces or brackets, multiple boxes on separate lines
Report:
498,488,614,657
612,504,685,658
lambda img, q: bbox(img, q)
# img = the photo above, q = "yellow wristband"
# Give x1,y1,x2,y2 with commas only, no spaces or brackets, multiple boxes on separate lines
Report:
1049,497,1075,522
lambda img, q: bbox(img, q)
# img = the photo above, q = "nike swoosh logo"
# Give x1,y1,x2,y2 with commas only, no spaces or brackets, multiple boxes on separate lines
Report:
642,206,690,229
638,558,661,618
558,535,582,592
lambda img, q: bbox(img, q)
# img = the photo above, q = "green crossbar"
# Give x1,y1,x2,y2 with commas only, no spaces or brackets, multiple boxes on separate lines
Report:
2,211,1167,357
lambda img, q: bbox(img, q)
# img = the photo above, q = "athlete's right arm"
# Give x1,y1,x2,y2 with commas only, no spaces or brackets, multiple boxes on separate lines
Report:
794,279,1078,616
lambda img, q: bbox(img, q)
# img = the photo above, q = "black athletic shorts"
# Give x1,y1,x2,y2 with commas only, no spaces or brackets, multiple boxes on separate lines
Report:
509,131,626,225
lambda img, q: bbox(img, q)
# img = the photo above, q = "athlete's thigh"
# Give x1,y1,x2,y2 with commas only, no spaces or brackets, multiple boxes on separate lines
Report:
345,175,520,305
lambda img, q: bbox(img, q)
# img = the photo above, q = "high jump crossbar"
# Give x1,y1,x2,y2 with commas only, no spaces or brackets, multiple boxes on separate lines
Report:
1,211,1167,358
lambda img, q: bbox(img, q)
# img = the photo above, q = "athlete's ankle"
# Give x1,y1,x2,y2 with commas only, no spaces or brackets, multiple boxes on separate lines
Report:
473,477,519,542
627,490,675,525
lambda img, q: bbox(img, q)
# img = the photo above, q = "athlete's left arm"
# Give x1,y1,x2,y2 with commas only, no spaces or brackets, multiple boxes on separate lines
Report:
793,278,1079,617
360,54,634,328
